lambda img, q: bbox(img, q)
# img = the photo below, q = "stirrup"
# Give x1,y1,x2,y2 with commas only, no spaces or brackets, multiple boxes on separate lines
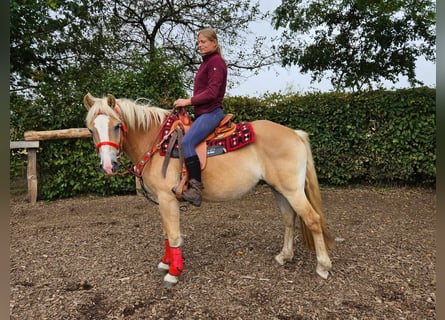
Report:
171,185,184,200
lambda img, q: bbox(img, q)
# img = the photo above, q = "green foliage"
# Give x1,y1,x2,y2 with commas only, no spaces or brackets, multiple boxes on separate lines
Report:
10,0,114,94
224,96,267,122
10,0,274,200
11,56,186,200
225,88,435,187
37,139,135,200
272,0,436,91
10,0,435,200
89,52,186,107
107,0,273,80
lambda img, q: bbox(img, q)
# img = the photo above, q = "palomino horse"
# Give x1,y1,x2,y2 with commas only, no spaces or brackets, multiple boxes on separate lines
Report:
83,93,334,287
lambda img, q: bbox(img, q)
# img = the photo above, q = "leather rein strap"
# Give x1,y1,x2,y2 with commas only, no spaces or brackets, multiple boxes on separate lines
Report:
126,108,180,178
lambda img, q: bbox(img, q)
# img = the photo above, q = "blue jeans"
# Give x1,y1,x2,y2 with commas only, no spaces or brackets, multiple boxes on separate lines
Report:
182,108,225,158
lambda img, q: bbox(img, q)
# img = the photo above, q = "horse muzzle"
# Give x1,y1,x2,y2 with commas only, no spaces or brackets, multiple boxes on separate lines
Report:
100,159,119,175
99,150,119,175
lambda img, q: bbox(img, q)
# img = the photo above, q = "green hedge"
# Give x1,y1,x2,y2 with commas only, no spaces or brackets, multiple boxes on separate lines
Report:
10,88,436,200
224,87,436,187
37,139,136,199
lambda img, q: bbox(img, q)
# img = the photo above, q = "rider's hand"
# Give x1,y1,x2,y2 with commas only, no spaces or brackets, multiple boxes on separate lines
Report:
173,98,192,108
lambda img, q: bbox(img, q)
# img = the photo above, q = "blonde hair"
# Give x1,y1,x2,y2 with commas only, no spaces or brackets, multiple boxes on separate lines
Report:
198,28,222,56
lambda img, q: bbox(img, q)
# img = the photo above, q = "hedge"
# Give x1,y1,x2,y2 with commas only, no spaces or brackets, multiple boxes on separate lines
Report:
224,87,435,187
10,88,436,200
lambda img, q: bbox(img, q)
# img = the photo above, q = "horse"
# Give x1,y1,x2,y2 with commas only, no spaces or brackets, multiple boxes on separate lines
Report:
83,93,334,287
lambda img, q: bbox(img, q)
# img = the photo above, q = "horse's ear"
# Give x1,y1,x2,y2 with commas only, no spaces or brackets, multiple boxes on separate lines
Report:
83,93,95,110
107,94,116,108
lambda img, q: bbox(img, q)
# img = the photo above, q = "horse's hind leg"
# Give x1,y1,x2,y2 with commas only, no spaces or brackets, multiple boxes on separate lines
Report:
272,189,296,265
270,183,331,278
285,190,332,279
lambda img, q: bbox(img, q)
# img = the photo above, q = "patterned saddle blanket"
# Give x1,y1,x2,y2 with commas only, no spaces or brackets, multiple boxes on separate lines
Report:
158,113,255,158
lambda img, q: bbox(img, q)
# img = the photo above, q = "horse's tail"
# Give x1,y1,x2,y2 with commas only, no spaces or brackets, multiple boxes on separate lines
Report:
295,130,335,251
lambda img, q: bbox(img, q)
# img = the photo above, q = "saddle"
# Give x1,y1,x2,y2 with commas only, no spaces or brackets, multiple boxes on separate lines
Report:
159,107,255,198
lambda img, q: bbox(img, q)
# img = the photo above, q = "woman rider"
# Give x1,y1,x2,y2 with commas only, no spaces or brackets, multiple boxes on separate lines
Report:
173,28,227,207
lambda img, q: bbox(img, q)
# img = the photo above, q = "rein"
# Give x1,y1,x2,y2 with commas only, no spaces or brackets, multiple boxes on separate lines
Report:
129,108,182,177
111,107,180,178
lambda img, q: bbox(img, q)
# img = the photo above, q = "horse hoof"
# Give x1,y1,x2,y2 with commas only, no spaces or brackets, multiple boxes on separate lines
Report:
275,253,292,266
275,254,285,266
163,273,179,287
158,262,169,275
162,280,176,288
316,268,329,279
158,269,169,275
316,257,332,279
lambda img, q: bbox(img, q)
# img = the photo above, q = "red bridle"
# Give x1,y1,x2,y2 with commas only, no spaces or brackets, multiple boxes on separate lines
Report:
95,140,120,151
94,110,128,153
91,106,177,178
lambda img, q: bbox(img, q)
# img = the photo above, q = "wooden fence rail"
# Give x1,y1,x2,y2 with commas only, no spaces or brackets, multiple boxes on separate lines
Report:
12,128,141,204
24,128,90,141
11,128,111,204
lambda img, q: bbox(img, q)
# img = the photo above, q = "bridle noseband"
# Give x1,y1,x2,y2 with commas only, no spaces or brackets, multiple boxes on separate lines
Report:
95,140,121,151
94,112,127,154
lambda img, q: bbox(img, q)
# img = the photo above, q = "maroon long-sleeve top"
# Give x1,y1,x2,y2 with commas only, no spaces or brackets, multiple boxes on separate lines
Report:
190,51,227,117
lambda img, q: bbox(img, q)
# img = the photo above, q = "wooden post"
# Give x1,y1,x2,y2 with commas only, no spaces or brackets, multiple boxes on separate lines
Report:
10,141,39,204
27,148,38,204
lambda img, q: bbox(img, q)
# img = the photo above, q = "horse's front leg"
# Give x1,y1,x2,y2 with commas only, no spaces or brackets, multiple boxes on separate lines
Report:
158,194,183,287
157,238,172,274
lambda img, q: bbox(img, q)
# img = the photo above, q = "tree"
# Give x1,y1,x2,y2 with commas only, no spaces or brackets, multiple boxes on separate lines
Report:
10,0,275,136
10,0,115,96
106,0,276,88
10,0,275,110
272,0,436,91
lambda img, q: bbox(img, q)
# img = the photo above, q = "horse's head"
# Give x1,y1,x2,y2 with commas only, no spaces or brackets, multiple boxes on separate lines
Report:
84,93,127,175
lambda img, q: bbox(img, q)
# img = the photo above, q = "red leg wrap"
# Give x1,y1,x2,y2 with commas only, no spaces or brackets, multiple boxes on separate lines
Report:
168,247,183,276
162,239,171,264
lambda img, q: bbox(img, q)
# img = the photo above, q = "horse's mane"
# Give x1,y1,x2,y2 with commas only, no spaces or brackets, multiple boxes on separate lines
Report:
86,96,170,131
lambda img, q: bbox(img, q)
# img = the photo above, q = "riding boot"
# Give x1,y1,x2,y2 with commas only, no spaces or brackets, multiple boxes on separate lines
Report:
182,155,203,207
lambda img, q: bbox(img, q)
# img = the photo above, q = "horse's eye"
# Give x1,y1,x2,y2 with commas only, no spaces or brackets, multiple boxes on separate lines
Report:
114,123,122,132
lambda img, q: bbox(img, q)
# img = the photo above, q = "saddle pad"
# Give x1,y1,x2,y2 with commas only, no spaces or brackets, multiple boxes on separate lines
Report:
207,122,255,152
159,115,255,156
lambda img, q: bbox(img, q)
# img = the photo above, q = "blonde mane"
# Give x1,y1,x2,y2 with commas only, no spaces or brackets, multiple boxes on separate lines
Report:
86,96,170,131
